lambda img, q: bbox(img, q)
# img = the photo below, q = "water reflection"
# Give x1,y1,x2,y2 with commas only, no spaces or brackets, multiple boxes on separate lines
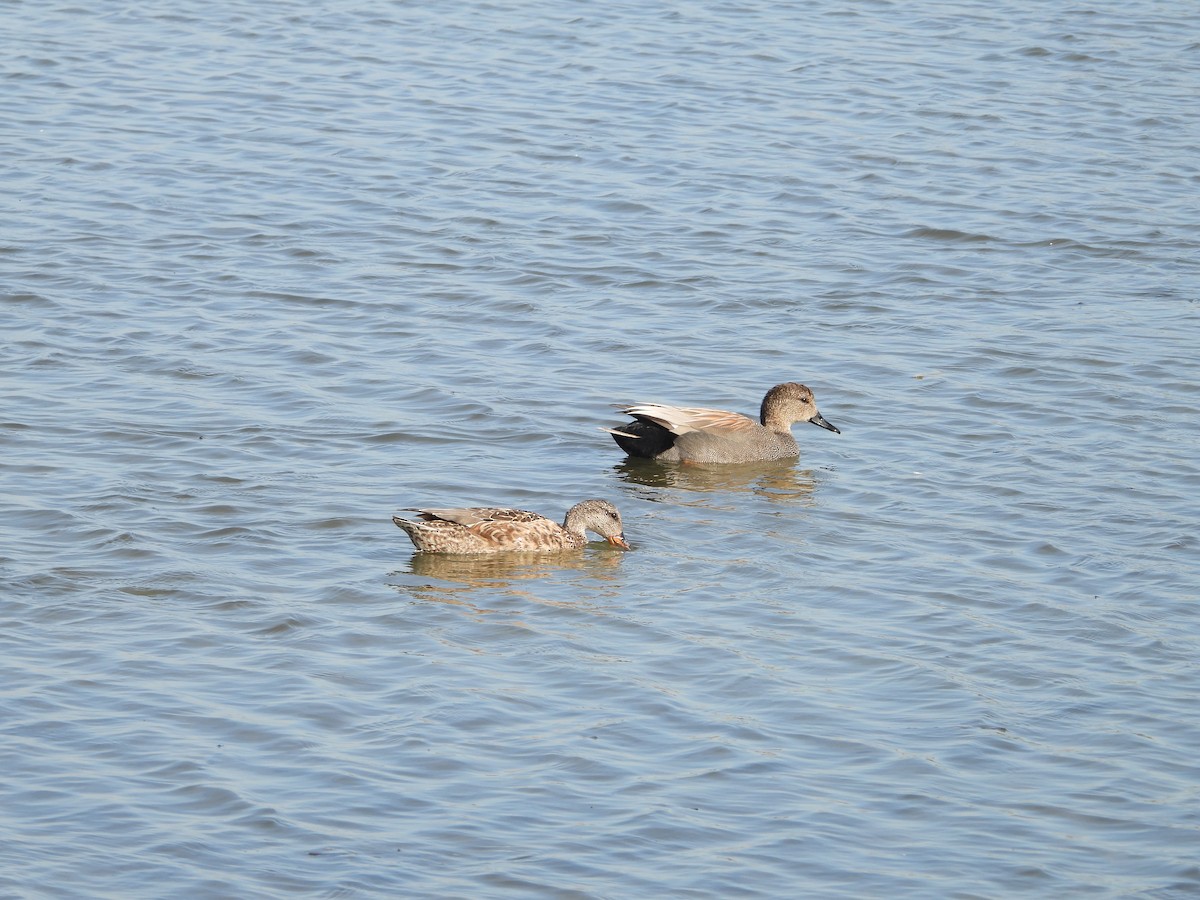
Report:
612,457,818,502
398,545,626,588
386,546,628,613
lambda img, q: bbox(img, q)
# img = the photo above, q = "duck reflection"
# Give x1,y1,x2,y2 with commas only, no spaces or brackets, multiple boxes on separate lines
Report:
402,544,625,588
612,457,817,502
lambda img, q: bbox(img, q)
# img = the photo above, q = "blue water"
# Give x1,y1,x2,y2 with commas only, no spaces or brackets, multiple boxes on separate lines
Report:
2,1,1198,897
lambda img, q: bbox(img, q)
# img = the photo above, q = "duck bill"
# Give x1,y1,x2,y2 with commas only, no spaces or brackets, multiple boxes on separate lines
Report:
606,533,632,550
809,413,840,434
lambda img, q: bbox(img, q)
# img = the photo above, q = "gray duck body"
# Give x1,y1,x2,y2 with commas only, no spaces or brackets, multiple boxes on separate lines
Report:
607,382,840,464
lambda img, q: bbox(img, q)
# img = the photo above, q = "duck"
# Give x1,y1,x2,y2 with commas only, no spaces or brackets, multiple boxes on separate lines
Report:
392,499,631,553
604,382,840,463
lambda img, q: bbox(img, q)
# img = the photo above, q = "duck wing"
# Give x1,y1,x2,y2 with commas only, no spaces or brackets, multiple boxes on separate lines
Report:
412,507,541,527
622,403,757,436
411,507,556,545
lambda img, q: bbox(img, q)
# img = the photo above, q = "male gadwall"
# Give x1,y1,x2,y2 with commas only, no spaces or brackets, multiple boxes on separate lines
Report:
605,382,840,463
392,499,631,553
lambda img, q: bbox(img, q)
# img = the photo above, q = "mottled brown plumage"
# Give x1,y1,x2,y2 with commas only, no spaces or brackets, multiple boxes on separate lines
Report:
392,499,630,553
605,382,840,463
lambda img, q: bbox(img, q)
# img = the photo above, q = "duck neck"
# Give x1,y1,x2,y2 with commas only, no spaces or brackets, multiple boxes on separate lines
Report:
560,513,589,548
760,406,791,432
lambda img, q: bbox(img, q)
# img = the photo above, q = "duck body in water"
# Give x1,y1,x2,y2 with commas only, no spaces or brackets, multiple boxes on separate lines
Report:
393,499,630,553
606,382,840,464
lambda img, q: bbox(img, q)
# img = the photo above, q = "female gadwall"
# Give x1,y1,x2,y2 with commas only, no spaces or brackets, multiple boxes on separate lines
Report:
392,499,631,553
605,382,840,463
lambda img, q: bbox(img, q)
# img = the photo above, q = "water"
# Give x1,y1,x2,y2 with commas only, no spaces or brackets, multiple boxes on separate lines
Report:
2,0,1198,896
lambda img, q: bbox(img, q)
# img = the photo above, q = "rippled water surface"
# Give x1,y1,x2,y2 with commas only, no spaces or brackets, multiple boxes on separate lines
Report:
3,1,1199,897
